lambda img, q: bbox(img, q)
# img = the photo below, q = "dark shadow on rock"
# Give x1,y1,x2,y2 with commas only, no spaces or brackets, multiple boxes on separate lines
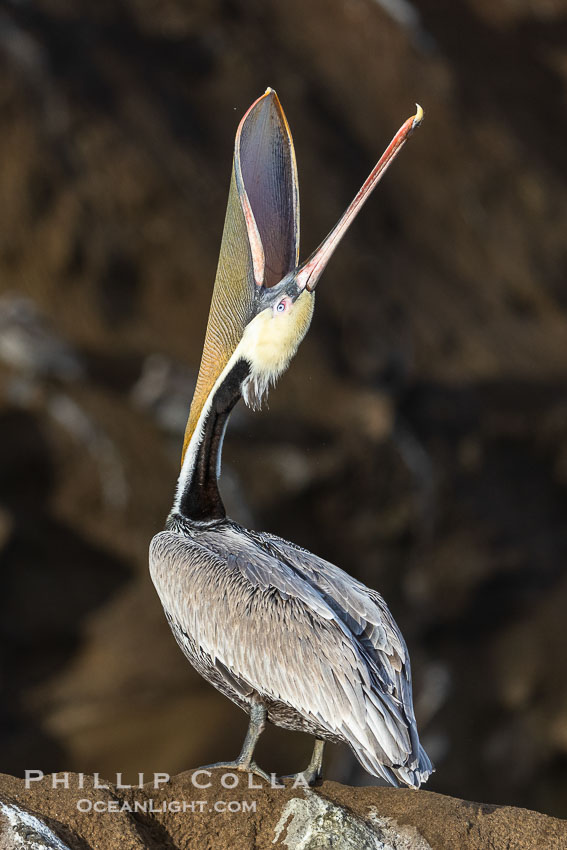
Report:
0,409,132,776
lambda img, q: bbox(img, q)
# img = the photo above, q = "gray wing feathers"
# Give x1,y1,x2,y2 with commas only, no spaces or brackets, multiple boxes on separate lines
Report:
264,534,433,783
150,528,431,785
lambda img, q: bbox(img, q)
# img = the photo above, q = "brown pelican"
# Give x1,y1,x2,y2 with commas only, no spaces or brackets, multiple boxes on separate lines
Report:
150,89,432,787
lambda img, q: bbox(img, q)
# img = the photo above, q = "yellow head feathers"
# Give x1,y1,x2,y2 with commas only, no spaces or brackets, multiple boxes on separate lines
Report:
240,290,315,409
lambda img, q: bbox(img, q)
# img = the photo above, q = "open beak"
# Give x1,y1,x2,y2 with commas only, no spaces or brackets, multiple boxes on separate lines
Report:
295,105,424,293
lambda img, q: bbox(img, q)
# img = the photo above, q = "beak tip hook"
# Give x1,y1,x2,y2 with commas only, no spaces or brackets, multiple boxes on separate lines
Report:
412,103,424,130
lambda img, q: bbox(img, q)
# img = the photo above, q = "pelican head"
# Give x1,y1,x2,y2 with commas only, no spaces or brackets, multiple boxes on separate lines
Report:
175,90,422,516
236,274,314,408
220,91,421,412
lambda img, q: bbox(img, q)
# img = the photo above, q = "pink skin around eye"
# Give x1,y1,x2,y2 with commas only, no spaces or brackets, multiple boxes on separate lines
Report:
274,297,291,314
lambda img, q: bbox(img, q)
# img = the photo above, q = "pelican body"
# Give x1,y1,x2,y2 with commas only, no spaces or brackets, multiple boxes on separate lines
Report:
150,90,432,787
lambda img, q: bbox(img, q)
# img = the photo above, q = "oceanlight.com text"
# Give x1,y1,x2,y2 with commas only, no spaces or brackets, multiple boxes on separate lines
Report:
76,799,256,814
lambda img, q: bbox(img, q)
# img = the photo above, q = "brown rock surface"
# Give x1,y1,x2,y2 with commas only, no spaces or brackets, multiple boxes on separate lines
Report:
1,771,565,850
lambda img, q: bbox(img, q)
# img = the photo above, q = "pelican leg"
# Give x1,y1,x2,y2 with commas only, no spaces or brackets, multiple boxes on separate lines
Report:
302,738,325,784
199,702,271,782
236,701,266,765
284,738,325,786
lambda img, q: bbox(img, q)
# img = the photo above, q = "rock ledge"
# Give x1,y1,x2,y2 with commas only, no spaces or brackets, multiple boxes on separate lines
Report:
0,771,564,849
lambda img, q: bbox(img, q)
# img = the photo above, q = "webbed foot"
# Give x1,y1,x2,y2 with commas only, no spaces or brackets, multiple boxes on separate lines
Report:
280,769,320,786
197,760,272,783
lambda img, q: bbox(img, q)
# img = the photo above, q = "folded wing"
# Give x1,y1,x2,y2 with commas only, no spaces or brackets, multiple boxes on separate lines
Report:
150,527,432,786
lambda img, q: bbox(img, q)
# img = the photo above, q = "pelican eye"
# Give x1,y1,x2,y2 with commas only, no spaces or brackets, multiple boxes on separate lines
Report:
275,299,287,314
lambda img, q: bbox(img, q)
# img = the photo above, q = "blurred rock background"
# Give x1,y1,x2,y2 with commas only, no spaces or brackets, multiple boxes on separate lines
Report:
0,0,566,819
